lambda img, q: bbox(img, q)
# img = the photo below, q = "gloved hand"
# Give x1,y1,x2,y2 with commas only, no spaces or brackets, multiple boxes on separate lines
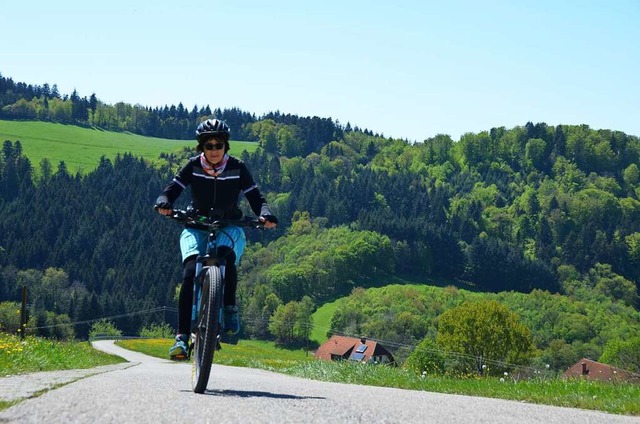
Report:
261,214,278,224
259,214,278,228
154,201,173,215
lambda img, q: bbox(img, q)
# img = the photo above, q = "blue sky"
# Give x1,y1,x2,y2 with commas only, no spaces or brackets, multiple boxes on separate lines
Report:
2,1,639,142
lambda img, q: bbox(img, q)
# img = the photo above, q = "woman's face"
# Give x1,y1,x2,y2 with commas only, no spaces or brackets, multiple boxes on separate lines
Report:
202,138,226,165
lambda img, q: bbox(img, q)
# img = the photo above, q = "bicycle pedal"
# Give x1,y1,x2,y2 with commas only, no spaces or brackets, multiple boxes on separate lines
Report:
171,354,189,361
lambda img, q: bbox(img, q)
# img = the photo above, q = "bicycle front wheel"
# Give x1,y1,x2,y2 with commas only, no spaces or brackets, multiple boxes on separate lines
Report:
191,265,223,393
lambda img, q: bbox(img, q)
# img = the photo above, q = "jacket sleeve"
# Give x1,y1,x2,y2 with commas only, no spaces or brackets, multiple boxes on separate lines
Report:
239,162,271,217
155,160,193,206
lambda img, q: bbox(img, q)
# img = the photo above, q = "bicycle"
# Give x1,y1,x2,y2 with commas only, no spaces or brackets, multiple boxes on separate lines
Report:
164,208,264,393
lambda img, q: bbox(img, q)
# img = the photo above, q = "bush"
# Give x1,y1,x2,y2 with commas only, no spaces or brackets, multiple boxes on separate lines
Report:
404,337,446,375
89,320,122,339
0,302,21,334
139,323,174,338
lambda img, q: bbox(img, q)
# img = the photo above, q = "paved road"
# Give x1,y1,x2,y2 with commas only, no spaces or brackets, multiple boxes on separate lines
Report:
0,341,638,424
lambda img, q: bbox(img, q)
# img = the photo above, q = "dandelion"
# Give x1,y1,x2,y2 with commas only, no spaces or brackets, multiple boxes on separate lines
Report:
421,371,426,379
499,378,505,382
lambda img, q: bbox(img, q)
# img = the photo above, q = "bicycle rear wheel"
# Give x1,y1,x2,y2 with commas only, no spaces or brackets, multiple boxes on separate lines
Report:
191,265,223,393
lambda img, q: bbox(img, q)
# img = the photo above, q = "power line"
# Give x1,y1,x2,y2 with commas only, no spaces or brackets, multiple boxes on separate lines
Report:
26,306,177,330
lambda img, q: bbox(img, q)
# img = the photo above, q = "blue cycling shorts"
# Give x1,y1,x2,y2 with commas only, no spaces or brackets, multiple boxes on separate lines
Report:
179,226,246,266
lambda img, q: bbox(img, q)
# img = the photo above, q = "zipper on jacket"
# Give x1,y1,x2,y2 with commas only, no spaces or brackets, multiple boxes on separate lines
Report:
213,175,218,215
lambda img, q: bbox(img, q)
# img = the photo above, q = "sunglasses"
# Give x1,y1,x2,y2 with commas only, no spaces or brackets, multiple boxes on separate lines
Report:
204,142,225,151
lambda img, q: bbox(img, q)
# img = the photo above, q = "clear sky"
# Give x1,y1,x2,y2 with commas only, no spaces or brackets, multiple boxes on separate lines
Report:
2,1,639,142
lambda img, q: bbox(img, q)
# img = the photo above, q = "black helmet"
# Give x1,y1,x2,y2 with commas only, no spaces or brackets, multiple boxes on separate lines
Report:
196,119,230,142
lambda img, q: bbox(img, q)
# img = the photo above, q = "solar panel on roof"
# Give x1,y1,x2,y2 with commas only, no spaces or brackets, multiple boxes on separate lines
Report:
355,344,367,353
350,352,366,361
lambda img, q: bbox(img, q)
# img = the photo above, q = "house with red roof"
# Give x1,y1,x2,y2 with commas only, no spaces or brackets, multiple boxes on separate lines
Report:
314,335,395,365
562,358,640,383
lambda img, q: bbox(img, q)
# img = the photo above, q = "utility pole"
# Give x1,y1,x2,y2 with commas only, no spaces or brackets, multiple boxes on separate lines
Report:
20,286,27,340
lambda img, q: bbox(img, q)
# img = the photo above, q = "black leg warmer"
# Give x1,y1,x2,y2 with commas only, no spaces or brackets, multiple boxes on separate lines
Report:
178,256,197,335
217,247,237,307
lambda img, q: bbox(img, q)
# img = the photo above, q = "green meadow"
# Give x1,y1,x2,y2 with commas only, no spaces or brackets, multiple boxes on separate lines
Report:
0,119,259,175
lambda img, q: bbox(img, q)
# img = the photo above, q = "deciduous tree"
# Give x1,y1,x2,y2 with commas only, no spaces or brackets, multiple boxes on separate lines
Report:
436,300,533,375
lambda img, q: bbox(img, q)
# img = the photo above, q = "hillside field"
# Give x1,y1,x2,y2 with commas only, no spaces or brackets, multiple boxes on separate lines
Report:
0,120,259,175
310,298,341,344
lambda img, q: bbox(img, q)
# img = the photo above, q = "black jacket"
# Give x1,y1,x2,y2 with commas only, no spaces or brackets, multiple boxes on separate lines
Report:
155,155,271,219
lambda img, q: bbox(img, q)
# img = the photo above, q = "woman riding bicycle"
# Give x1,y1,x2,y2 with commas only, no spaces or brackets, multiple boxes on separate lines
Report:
155,118,277,359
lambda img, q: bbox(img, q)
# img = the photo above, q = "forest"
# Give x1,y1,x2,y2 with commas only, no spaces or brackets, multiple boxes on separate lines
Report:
1,73,639,372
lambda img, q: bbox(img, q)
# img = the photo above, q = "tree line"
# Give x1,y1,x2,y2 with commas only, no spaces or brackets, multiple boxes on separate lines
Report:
0,72,380,153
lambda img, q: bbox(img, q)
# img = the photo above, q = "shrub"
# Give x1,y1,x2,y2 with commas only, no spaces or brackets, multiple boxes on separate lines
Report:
139,323,174,338
89,320,122,339
0,302,21,334
404,337,446,375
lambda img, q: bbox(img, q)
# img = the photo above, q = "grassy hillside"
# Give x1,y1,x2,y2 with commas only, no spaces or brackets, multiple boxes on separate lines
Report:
310,298,341,344
309,274,466,345
0,119,259,175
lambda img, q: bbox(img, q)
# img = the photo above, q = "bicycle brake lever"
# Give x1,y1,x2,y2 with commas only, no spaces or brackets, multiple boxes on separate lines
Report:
173,209,187,220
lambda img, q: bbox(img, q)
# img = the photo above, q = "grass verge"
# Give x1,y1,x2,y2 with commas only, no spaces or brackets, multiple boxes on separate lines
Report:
0,333,125,375
288,361,640,416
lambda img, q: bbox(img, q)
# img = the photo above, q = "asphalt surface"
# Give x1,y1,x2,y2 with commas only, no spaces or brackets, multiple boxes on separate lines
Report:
0,340,638,424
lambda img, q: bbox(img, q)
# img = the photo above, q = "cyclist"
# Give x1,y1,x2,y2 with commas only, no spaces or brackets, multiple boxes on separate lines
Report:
155,118,278,359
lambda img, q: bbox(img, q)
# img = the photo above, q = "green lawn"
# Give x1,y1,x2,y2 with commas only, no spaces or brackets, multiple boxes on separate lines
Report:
0,119,259,175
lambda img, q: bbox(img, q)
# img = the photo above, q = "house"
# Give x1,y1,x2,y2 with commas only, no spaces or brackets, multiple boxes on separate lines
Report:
314,335,395,365
562,358,640,384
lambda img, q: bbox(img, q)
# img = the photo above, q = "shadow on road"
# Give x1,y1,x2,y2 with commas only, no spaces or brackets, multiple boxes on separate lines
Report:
185,389,325,400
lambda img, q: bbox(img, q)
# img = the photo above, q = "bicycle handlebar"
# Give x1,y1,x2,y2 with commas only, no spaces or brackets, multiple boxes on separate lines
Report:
163,208,265,231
